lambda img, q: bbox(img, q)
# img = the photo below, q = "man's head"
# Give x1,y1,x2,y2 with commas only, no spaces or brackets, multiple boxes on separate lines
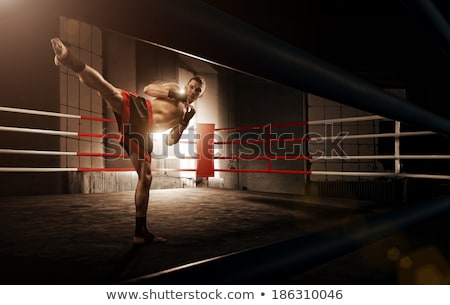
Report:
185,76,206,103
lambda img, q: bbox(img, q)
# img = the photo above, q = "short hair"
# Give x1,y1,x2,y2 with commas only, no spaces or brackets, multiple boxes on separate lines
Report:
188,75,205,85
187,76,206,97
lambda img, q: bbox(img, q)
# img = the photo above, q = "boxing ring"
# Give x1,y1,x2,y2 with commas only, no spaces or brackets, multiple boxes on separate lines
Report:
1,0,450,285
1,105,449,180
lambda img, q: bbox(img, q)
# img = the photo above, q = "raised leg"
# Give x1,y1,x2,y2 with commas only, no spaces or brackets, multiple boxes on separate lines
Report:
51,37,123,114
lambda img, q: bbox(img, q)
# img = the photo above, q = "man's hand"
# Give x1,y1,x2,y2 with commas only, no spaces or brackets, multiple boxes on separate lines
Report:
166,105,196,146
168,90,187,102
180,105,196,126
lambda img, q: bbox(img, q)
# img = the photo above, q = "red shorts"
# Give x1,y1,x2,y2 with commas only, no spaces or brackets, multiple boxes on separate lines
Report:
115,90,153,163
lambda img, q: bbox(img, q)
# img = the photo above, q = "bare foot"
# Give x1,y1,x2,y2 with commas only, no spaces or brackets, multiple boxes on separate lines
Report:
50,38,85,73
50,37,69,66
132,231,167,245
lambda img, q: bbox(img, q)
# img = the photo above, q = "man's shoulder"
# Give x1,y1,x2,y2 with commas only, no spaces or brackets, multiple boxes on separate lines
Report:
151,81,180,91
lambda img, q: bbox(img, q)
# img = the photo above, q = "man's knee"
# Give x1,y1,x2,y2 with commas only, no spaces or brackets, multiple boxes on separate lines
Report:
101,90,123,114
144,171,152,188
139,163,152,188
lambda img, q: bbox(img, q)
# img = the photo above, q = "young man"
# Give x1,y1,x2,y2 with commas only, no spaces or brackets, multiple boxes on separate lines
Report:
51,38,206,244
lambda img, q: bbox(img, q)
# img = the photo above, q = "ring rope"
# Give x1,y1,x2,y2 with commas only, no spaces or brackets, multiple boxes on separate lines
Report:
0,126,120,139
0,106,116,123
6,148,448,160
0,148,126,158
214,115,387,131
0,106,429,140
214,137,311,145
310,155,450,160
212,131,437,146
215,156,312,160
1,107,448,179
0,106,383,130
316,131,436,141
0,125,436,142
1,167,449,179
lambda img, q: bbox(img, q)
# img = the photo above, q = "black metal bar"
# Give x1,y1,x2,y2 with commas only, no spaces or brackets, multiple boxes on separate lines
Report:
405,0,450,50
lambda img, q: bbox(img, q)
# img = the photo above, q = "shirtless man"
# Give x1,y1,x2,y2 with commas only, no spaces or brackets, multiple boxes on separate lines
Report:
51,38,206,244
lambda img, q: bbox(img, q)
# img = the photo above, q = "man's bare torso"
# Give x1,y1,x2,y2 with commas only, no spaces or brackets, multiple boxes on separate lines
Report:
150,97,187,133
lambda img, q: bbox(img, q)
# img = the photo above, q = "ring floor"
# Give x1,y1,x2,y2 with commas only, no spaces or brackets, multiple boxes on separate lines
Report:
0,188,449,285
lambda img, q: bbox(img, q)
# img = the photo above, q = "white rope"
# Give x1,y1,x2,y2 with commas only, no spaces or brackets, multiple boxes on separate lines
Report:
311,131,435,141
0,167,448,179
312,171,395,177
399,173,450,180
0,106,81,119
0,149,198,159
0,167,78,172
310,155,450,160
0,126,78,137
311,155,393,160
0,149,76,156
0,167,193,172
308,115,386,125
1,149,448,160
312,171,450,180
398,155,450,159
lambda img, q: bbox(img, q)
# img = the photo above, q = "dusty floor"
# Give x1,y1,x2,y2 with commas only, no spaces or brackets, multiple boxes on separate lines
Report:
0,188,448,285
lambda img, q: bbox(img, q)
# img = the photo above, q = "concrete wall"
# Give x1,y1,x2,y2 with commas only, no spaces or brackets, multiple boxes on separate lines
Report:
66,172,195,194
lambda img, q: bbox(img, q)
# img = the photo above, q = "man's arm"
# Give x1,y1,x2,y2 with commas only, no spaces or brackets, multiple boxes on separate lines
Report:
166,124,187,146
166,105,196,146
144,81,186,101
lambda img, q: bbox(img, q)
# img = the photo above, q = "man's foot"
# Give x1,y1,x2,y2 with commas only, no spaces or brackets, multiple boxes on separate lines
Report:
50,37,85,73
51,38,69,67
133,231,167,245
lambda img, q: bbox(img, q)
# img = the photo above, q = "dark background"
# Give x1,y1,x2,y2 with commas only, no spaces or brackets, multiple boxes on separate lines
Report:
201,0,449,115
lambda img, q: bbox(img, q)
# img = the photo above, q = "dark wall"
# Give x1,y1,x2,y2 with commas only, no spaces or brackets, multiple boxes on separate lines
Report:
201,0,450,121
136,42,178,91
233,74,308,193
0,0,63,195
0,1,60,112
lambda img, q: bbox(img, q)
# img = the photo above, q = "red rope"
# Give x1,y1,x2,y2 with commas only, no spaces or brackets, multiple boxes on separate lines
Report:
76,152,126,158
80,115,117,123
215,169,311,175
215,137,311,145
215,120,308,131
215,155,312,160
77,132,121,139
77,168,311,174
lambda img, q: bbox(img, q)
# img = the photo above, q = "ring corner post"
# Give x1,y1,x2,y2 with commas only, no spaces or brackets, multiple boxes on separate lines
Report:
196,123,215,180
